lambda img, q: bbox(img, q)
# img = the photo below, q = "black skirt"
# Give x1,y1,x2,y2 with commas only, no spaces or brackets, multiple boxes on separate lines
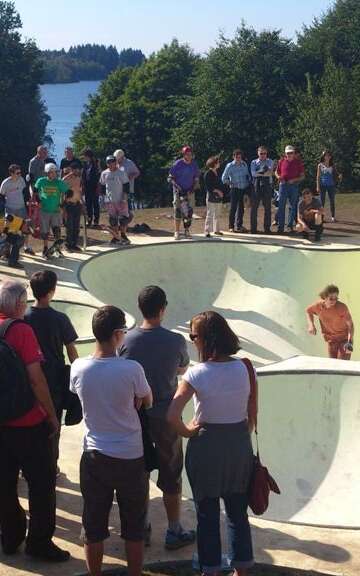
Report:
185,420,253,502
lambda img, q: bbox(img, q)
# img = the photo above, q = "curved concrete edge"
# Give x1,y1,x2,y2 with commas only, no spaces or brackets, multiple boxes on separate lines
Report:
258,354,360,376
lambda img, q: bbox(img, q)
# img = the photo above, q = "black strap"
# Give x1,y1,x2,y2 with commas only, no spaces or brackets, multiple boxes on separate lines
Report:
0,318,20,339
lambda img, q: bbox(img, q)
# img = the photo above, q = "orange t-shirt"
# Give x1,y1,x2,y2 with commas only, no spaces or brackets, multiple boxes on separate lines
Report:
306,300,352,342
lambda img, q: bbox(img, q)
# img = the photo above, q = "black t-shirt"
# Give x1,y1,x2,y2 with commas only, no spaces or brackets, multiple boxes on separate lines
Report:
60,157,82,171
25,306,78,366
204,169,224,203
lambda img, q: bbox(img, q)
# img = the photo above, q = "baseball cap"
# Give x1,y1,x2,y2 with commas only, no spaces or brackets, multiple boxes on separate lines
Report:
106,155,116,164
44,163,57,173
285,145,295,154
182,146,192,155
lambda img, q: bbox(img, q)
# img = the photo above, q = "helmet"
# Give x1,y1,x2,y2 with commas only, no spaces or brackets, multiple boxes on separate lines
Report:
44,163,57,174
106,155,116,164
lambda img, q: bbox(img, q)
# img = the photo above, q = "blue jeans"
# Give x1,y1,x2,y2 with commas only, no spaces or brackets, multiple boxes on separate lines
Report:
195,493,254,573
320,185,336,218
277,182,300,231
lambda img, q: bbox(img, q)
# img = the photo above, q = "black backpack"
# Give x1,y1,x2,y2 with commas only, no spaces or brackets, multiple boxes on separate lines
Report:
0,319,35,424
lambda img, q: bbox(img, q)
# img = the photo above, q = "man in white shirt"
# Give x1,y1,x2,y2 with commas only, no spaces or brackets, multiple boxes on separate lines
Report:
114,149,140,211
100,156,131,245
70,305,152,576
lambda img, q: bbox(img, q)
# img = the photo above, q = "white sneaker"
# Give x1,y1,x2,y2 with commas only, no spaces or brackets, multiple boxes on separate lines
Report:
174,232,180,241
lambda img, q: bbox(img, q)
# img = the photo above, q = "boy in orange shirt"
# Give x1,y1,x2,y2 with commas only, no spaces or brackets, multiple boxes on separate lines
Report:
306,284,354,359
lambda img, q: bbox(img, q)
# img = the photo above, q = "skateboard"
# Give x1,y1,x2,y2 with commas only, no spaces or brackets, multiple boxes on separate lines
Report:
45,238,64,258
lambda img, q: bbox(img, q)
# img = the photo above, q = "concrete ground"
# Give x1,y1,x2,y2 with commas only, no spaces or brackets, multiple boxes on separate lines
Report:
0,225,359,576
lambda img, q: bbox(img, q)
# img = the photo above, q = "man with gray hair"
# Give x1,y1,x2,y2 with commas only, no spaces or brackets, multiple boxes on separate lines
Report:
114,149,140,211
0,280,70,562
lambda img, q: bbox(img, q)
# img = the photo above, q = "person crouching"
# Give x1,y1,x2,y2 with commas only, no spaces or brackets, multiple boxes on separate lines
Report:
296,188,324,241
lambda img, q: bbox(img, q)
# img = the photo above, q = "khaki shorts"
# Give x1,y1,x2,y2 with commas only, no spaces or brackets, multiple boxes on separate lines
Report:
80,451,148,543
149,417,183,494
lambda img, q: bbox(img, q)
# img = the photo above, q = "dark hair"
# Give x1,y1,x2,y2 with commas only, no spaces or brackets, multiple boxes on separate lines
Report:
138,285,167,319
82,147,95,159
30,270,57,299
319,284,339,299
206,156,219,169
320,150,333,166
69,161,80,170
190,311,240,361
92,305,126,342
258,145,268,152
9,164,21,174
233,149,243,157
301,187,313,196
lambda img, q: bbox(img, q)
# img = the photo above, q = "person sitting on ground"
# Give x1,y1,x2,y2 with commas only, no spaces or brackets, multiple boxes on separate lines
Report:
0,164,35,255
35,163,69,258
100,155,131,245
296,188,324,241
25,270,78,473
204,156,224,238
169,146,200,240
306,284,354,360
118,286,195,550
168,311,257,576
0,280,69,563
62,163,83,251
221,149,251,233
70,305,152,576
250,146,274,235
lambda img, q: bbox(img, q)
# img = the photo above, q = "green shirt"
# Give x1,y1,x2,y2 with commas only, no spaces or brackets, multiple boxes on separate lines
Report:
35,177,69,213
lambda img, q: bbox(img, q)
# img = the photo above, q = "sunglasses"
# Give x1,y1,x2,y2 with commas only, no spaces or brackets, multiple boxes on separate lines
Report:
189,333,199,342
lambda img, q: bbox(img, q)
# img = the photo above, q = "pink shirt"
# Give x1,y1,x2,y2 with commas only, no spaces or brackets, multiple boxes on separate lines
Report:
277,157,304,182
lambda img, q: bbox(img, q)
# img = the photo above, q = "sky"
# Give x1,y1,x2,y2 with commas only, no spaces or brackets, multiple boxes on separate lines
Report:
14,0,334,55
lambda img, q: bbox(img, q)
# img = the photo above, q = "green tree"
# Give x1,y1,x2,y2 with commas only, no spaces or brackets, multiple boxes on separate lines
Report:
0,1,48,176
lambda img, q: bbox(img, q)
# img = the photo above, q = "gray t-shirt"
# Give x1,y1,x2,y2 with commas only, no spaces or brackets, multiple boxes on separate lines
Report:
29,156,45,182
119,326,189,418
100,167,129,203
0,176,26,210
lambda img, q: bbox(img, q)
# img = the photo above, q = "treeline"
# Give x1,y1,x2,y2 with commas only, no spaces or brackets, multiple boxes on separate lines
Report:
0,1,49,177
73,0,360,197
41,45,145,84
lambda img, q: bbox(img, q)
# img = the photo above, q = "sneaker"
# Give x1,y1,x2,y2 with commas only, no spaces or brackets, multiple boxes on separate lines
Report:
144,523,152,547
165,529,196,550
205,233,211,238
110,237,119,244
174,232,180,241
184,229,192,238
228,228,234,233
237,226,248,233
286,225,294,233
24,246,35,255
120,233,131,245
25,541,70,563
214,231,223,236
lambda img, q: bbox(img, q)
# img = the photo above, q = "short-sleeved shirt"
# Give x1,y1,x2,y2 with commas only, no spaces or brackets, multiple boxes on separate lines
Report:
169,159,200,191
0,314,46,427
277,157,304,181
119,326,189,418
100,168,129,203
35,177,69,213
298,197,322,222
306,300,352,342
70,356,151,459
25,306,78,366
184,359,252,424
0,177,26,211
29,156,45,182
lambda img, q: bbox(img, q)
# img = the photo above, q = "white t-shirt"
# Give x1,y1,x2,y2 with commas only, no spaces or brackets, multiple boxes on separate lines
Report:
70,356,151,459
100,167,129,203
0,176,26,210
183,359,253,424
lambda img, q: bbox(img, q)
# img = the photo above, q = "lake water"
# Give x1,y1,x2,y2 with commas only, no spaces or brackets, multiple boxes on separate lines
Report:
40,80,101,163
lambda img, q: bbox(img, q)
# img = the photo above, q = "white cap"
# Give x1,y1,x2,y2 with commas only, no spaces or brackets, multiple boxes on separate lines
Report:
113,149,125,159
285,145,295,154
44,163,57,173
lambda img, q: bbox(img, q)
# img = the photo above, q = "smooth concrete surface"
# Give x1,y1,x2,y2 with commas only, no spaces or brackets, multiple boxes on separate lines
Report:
1,235,360,575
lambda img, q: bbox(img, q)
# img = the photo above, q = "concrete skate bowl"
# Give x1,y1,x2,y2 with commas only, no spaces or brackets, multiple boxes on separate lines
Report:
79,241,360,528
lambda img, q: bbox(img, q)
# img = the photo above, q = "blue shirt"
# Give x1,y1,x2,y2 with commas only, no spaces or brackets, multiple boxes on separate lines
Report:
169,159,200,191
250,158,274,184
221,160,251,189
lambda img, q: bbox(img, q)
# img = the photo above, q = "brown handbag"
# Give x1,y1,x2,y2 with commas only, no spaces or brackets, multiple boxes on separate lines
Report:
242,358,281,515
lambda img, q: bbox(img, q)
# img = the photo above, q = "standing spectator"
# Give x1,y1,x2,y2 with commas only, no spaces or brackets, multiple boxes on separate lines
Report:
169,146,200,240
250,146,274,234
25,271,78,472
306,285,354,360
81,148,100,228
114,149,140,211
60,146,82,177
70,305,152,576
35,164,68,258
204,157,224,238
0,164,35,254
0,281,69,562
297,189,324,241
316,150,338,223
222,149,251,233
275,145,305,234
28,145,48,186
118,286,195,550
100,156,131,245
63,163,83,252
168,311,257,576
